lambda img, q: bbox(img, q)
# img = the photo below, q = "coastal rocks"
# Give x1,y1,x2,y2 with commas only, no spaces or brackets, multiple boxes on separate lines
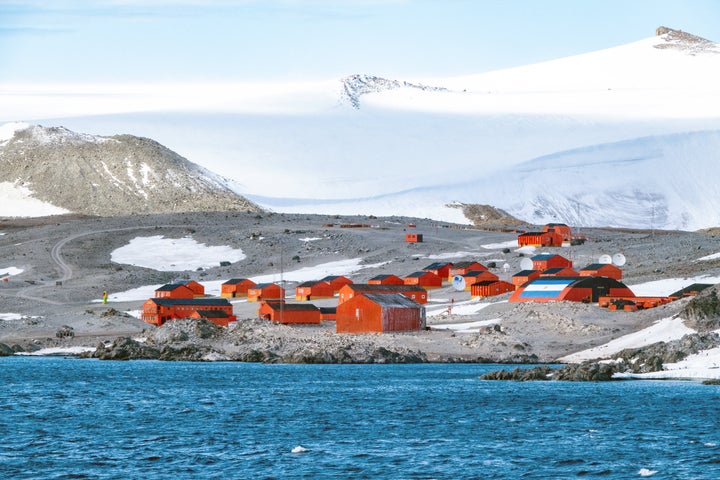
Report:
682,287,720,332
480,362,617,382
0,343,13,356
92,337,160,360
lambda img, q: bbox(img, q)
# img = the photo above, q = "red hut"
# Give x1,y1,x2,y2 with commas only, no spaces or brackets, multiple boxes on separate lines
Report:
247,283,285,302
154,283,195,299
404,271,442,289
580,263,623,280
512,270,541,288
338,284,428,305
423,262,453,280
540,267,579,277
336,293,425,333
258,301,321,324
461,270,499,289
295,280,334,301
183,280,205,298
320,275,353,294
406,233,423,243
471,280,515,298
368,274,405,286
189,309,235,327
448,261,487,280
531,253,572,270
220,278,257,298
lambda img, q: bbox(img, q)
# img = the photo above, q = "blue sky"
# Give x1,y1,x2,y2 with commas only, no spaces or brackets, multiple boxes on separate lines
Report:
1,0,719,83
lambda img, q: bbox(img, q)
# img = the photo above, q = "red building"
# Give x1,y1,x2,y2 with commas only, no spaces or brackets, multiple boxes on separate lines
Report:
320,275,353,294
540,267,579,277
580,263,623,280
142,298,235,326
423,262,453,280
189,309,235,327
461,270,499,289
338,284,428,305
449,261,487,280
404,271,443,289
183,280,205,298
220,278,256,298
531,254,573,270
517,223,585,247
247,283,285,302
258,301,321,324
512,270,541,288
406,233,423,243
470,280,515,298
295,281,334,301
336,293,425,333
368,274,405,286
154,283,195,299
509,276,635,303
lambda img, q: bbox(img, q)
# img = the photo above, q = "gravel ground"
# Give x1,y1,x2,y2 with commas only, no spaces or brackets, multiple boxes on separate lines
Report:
1,212,720,361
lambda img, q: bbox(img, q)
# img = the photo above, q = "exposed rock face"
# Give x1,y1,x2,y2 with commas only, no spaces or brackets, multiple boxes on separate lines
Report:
0,124,262,216
447,203,526,229
654,26,719,54
340,74,447,109
682,286,720,332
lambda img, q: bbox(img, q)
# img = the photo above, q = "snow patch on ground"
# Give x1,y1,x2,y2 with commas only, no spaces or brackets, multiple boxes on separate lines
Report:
0,182,70,217
0,267,23,277
110,235,246,271
558,317,696,363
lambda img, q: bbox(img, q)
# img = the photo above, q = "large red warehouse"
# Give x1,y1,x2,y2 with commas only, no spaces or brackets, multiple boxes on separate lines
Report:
336,293,425,334
509,276,635,303
338,284,428,305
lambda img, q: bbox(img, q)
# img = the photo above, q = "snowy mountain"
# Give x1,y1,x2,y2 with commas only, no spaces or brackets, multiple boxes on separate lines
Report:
2,27,720,229
0,124,260,217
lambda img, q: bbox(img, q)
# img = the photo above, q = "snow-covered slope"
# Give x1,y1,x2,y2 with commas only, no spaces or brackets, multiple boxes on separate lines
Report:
2,27,719,229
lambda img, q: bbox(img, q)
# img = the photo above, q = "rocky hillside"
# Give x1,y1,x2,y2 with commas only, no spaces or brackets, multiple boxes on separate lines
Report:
340,74,447,109
0,124,262,216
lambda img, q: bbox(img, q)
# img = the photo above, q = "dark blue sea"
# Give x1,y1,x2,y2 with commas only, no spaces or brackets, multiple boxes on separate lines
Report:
2,358,720,479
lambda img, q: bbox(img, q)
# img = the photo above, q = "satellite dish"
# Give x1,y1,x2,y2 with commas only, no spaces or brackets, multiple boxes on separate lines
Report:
520,258,534,271
452,275,466,291
502,263,510,273
598,254,612,264
612,253,626,266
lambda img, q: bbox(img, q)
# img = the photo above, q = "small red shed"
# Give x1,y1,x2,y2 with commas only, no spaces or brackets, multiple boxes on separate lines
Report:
258,301,321,324
580,263,623,280
368,274,405,286
406,233,423,243
423,262,453,280
471,280,515,298
320,275,353,293
189,309,235,327
220,278,257,298
404,271,443,289
512,270,541,288
531,253,573,271
295,280,334,301
142,298,234,326
461,270,499,289
338,284,428,305
183,280,205,298
154,283,195,299
336,293,425,333
540,267,579,277
449,261,487,280
247,283,285,302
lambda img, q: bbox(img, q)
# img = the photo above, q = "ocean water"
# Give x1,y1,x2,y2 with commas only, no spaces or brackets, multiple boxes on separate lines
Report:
1,358,719,479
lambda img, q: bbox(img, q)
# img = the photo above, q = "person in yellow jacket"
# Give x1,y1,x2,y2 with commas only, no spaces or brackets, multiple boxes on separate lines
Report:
102,291,108,304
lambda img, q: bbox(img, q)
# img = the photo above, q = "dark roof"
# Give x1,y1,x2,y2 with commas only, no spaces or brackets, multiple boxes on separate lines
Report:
423,262,452,270
320,275,349,281
264,303,319,312
149,298,232,307
156,283,187,291
470,280,503,287
344,284,426,293
406,271,429,278
369,274,400,281
581,263,617,271
453,261,483,269
463,270,491,277
531,253,560,261
543,267,573,275
222,278,254,285
362,293,421,308
319,307,336,314
252,282,281,289
297,280,326,288
513,270,539,277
